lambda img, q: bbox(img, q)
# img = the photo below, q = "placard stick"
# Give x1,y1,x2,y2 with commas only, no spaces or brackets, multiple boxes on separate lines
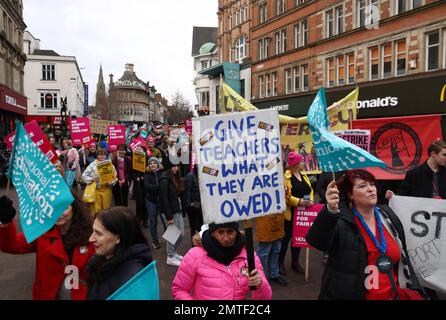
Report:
305,248,310,282
6,178,11,196
243,219,257,291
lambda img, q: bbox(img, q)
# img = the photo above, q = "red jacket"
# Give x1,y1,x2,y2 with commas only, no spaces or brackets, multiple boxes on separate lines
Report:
0,221,95,300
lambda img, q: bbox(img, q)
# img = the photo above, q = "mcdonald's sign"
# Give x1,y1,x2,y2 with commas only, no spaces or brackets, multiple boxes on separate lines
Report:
441,84,446,102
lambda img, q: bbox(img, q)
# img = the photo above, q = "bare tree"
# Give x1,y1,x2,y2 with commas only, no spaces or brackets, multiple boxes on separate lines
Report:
167,91,194,124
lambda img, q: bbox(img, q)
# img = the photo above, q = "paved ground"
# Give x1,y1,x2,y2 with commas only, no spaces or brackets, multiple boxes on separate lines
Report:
0,187,324,300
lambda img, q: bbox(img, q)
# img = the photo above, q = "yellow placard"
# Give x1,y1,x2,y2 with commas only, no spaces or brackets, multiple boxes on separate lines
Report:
133,151,146,173
97,160,116,185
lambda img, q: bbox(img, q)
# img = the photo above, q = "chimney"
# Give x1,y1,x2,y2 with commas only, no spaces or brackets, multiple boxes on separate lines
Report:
125,63,134,72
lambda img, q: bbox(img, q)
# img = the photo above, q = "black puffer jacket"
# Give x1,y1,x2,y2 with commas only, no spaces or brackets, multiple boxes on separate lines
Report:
184,171,200,207
306,205,423,300
144,171,161,204
87,243,152,300
159,172,181,221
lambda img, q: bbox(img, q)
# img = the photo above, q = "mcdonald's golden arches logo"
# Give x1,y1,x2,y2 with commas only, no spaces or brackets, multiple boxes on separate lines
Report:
441,84,446,102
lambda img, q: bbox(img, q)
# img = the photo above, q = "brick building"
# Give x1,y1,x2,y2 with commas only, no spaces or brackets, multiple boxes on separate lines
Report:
0,0,26,137
246,0,446,120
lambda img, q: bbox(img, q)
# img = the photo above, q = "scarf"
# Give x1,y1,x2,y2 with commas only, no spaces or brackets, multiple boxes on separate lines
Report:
201,230,245,266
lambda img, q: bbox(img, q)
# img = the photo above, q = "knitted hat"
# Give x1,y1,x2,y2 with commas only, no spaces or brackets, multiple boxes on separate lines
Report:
148,157,160,166
287,152,304,168
208,222,239,234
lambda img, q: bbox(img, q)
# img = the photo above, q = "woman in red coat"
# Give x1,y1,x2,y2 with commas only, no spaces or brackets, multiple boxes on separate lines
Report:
0,193,95,300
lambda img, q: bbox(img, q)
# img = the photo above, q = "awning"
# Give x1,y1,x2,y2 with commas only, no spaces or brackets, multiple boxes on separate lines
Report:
0,84,27,115
199,63,224,77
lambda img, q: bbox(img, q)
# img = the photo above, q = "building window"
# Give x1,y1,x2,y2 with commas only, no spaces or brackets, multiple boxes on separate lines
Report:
395,39,407,75
327,58,335,87
293,66,300,93
275,29,287,55
347,53,356,83
42,64,55,81
272,72,278,96
235,10,239,26
276,0,286,16
201,60,209,71
258,38,269,60
259,75,264,98
294,20,309,48
285,69,292,94
326,5,346,37
337,55,345,85
296,0,306,6
358,0,379,28
228,15,232,30
426,31,439,71
370,46,379,80
266,74,271,97
235,37,246,61
260,3,268,23
382,43,392,78
40,93,58,109
228,44,233,62
302,64,309,91
396,0,423,14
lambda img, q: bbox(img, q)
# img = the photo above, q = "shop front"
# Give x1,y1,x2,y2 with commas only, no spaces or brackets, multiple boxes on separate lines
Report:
0,84,27,138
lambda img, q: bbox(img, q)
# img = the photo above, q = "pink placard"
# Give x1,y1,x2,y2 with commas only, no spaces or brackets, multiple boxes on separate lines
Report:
108,125,126,149
129,137,147,152
70,117,91,146
5,121,58,163
292,204,324,248
185,118,193,137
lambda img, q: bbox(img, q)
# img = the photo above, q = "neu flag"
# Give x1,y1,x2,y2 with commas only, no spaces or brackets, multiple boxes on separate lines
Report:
8,122,74,243
307,88,386,172
107,261,159,300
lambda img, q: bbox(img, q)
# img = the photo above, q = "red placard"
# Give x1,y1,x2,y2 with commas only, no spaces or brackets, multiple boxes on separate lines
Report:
292,204,324,248
352,115,443,180
70,117,91,147
5,120,58,163
185,118,193,137
129,137,147,152
108,125,126,149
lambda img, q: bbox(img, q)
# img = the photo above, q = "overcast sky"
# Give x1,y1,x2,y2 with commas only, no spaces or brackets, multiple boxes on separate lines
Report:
23,0,218,106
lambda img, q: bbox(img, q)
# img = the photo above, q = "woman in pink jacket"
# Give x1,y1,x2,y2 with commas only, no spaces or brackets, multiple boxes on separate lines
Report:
171,222,272,300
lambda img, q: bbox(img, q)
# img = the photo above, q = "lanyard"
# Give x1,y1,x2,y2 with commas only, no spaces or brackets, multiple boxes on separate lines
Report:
353,207,387,254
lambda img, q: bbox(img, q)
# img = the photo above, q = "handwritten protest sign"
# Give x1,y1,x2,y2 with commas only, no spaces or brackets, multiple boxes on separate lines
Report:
70,117,91,146
88,117,118,135
133,151,146,173
97,160,117,185
6,121,58,163
334,129,371,152
389,196,446,293
292,204,324,248
193,109,286,224
108,125,126,149
8,123,74,243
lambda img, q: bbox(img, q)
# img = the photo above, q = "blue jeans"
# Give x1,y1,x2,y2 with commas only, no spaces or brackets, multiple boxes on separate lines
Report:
145,200,167,242
256,239,282,279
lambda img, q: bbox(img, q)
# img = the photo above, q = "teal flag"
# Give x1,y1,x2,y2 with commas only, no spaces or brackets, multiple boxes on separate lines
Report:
308,88,386,172
8,122,74,243
107,260,159,300
125,126,131,145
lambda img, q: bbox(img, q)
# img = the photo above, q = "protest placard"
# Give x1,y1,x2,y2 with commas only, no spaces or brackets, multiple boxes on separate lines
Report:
97,160,116,185
5,121,58,163
8,123,74,243
70,117,91,146
292,204,324,248
333,129,371,152
193,109,286,224
88,117,118,135
108,125,126,149
133,151,146,173
389,196,446,293
129,137,147,152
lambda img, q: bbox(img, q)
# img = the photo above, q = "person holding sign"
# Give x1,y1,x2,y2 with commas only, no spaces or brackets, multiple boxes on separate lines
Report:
159,161,185,267
112,144,131,206
279,152,314,275
0,193,95,300
87,207,153,300
306,169,425,300
171,222,272,300
82,149,117,216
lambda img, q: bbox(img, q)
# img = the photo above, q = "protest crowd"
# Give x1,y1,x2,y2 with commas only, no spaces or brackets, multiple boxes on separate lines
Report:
0,85,445,302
